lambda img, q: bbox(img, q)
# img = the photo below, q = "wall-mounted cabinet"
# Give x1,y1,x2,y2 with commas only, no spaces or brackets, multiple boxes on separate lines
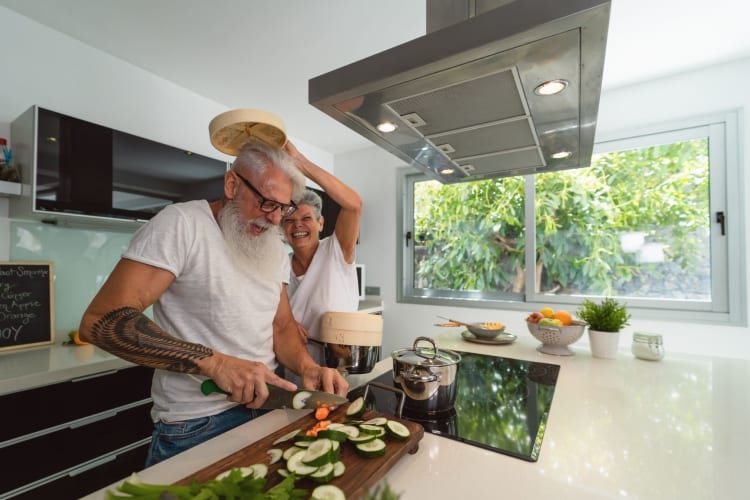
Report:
9,105,229,230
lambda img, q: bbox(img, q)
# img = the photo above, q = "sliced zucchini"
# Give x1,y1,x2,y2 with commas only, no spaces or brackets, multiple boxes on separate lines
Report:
362,417,388,426
385,420,411,441
311,484,346,500
287,450,319,476
294,432,318,442
272,428,303,445
346,396,366,417
332,461,346,478
316,429,349,442
294,440,312,448
277,468,290,478
267,448,283,465
292,390,312,409
358,424,385,436
309,462,335,483
326,424,360,439
282,445,303,460
347,433,377,444
302,438,334,467
355,438,387,458
215,463,266,481
331,440,341,462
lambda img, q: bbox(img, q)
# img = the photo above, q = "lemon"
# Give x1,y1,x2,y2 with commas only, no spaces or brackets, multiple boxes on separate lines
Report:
539,307,555,318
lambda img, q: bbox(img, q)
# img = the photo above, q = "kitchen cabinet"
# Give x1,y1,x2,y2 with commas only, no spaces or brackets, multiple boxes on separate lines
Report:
0,179,21,197
0,365,154,499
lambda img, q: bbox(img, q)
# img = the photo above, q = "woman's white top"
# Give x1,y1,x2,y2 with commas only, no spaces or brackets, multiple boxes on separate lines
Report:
287,235,359,364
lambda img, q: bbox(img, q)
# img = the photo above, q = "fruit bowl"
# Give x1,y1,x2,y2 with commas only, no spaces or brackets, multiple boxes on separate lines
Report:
466,321,506,340
526,320,587,356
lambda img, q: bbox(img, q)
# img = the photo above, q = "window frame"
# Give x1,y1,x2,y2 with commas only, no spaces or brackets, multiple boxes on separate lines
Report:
398,110,744,326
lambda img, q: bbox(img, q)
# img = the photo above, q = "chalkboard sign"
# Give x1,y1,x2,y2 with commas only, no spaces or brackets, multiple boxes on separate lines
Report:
0,262,55,351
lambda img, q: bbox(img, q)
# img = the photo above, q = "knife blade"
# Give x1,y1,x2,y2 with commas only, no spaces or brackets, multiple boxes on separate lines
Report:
200,379,348,410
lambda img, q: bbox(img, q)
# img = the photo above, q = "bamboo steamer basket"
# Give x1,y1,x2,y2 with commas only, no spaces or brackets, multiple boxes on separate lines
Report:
208,109,287,155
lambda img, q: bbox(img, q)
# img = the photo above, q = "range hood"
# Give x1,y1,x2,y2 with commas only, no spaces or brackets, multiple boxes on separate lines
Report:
309,0,611,183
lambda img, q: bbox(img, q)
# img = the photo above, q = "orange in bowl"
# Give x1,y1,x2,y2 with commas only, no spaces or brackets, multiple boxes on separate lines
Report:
553,310,573,326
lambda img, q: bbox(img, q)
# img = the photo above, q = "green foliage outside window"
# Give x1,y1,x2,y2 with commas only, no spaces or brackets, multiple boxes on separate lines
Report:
413,139,710,299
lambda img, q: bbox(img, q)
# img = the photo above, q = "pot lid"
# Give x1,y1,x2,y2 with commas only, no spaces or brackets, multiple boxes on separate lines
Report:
392,337,461,367
208,108,287,156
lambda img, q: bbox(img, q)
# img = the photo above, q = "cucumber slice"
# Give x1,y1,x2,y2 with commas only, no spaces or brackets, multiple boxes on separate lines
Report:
282,446,303,460
346,396,366,417
326,424,360,439
309,462,335,483
362,417,388,426
358,424,385,436
293,432,318,442
348,433,377,444
294,440,312,448
331,440,341,462
215,463,266,481
272,428,302,445
277,468,290,478
355,438,387,458
267,448,283,465
332,461,346,478
316,429,349,442
287,450,319,476
311,484,346,500
386,420,411,440
302,438,334,467
292,390,312,409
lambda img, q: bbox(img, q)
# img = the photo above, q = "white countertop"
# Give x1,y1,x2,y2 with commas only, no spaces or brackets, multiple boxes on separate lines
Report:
0,342,133,395
82,330,749,500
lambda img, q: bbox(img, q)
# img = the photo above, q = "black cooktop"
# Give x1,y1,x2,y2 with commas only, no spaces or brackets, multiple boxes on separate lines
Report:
348,351,560,462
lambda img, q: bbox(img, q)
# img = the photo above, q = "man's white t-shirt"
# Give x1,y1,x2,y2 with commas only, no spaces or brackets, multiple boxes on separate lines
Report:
287,235,359,365
123,200,288,423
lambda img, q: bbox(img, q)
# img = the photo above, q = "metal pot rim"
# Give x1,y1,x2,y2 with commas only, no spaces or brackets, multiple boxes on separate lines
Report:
391,336,462,368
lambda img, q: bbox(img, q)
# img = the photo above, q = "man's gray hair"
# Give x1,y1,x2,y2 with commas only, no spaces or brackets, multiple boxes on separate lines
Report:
231,142,305,201
297,189,323,219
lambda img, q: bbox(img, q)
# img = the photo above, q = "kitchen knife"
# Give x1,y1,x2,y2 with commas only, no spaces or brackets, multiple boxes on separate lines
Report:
200,379,348,410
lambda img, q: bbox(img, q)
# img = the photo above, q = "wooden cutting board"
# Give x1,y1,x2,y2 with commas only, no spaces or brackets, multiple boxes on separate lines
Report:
174,407,423,499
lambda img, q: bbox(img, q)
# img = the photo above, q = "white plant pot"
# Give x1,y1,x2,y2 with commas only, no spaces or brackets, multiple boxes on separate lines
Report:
588,329,620,359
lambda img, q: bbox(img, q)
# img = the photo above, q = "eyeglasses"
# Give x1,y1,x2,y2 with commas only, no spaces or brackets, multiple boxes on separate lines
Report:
234,171,297,217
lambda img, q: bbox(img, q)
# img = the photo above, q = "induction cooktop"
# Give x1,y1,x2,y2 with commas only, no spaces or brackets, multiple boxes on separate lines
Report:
348,351,560,462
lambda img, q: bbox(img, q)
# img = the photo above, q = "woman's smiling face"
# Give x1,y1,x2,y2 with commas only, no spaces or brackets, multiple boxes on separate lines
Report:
283,204,323,250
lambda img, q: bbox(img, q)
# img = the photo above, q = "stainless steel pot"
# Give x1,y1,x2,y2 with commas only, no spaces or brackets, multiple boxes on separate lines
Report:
391,337,462,414
322,341,381,374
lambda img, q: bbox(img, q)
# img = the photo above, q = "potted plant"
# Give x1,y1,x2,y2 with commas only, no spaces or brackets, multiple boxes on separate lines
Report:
576,297,630,359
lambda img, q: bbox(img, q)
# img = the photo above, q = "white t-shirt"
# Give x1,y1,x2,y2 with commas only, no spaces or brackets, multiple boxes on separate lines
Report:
123,200,288,422
287,235,359,365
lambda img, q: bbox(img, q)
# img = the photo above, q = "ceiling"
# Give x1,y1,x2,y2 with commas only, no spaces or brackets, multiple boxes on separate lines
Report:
3,0,750,156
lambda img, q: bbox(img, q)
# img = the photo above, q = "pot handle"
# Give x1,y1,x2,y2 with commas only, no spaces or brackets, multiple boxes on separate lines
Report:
413,336,439,361
401,368,439,384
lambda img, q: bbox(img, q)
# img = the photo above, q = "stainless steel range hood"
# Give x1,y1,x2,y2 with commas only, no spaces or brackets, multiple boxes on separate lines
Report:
309,0,610,183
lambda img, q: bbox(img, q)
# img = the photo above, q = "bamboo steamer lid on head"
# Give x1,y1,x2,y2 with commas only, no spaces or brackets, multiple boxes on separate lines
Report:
209,109,288,156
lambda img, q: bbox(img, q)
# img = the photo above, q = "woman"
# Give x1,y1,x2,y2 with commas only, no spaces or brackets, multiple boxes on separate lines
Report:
282,142,363,367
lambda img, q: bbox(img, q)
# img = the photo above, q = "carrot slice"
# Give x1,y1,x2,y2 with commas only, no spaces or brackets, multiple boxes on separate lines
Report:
315,407,330,421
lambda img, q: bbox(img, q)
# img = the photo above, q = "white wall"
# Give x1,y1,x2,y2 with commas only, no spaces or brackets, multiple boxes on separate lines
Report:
336,57,750,361
0,6,332,254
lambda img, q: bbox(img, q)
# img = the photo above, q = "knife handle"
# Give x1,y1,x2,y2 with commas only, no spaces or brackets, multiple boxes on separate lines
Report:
201,379,228,396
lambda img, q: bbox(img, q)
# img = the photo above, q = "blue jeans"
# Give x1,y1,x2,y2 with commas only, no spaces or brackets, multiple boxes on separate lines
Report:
145,405,268,467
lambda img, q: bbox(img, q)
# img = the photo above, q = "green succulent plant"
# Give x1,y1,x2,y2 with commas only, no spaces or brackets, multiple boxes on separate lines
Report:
576,297,631,332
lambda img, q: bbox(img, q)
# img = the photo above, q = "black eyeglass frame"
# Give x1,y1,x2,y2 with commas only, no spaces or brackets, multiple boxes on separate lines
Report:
233,171,297,217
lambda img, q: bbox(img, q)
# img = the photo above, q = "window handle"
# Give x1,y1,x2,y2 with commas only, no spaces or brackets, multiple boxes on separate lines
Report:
405,231,412,247
716,211,726,236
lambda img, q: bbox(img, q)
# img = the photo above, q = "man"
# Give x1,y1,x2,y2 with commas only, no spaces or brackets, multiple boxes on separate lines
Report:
79,141,348,466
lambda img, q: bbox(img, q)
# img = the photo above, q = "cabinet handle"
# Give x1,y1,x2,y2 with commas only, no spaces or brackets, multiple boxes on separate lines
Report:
68,454,117,476
71,369,119,383
69,410,117,429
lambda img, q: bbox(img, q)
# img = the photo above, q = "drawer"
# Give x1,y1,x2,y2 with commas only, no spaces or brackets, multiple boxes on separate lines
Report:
9,441,150,500
0,403,153,496
0,365,153,442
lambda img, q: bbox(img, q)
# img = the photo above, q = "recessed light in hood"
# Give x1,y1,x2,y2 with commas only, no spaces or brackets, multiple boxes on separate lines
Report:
309,0,611,183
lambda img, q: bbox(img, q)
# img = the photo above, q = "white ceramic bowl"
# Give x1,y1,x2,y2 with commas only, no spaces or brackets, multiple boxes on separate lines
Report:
526,320,586,356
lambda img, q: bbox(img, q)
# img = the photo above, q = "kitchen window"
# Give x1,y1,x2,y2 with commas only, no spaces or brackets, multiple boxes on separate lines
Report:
399,111,743,325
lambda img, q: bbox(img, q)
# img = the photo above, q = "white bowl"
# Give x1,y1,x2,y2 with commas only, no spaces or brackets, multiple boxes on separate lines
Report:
526,320,586,356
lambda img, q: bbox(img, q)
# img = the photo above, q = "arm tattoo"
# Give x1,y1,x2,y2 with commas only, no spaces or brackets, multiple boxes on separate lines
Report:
91,306,213,374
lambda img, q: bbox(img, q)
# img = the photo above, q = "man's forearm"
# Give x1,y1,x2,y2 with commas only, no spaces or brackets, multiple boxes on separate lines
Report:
90,306,213,373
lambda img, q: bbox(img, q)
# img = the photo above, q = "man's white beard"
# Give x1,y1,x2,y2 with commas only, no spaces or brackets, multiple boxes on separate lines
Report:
218,201,286,282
